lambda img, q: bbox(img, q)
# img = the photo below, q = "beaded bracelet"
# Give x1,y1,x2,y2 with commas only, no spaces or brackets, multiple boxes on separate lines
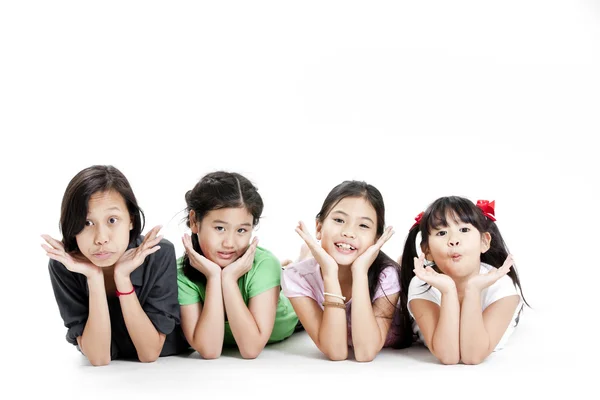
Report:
322,301,346,309
323,292,346,302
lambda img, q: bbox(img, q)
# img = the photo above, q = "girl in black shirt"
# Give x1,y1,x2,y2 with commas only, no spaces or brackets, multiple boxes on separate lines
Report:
42,165,187,365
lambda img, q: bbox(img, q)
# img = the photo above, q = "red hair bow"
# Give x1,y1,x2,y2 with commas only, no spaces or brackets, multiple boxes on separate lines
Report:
476,200,496,221
411,211,424,229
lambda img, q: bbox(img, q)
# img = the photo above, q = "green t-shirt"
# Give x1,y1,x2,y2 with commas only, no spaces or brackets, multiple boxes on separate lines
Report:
177,246,298,346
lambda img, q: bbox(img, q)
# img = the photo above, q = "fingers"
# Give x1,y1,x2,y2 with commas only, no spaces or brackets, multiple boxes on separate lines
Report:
294,221,311,242
498,254,513,276
140,245,161,259
41,235,64,250
242,237,259,263
374,226,394,250
182,233,199,256
413,254,425,278
42,245,67,263
295,221,320,253
41,243,58,254
142,226,163,248
413,254,425,270
147,225,163,240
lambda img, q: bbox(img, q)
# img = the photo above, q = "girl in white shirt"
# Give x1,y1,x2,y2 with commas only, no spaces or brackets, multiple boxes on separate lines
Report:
399,196,527,365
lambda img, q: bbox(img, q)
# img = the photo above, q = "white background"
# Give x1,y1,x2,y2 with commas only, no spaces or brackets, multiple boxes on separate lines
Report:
1,1,599,398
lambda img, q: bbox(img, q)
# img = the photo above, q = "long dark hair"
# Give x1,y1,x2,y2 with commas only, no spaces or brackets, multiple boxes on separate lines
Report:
399,196,528,307
317,180,413,348
59,165,144,253
182,171,263,285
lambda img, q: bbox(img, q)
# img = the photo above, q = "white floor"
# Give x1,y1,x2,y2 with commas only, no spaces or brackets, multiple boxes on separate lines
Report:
10,306,594,399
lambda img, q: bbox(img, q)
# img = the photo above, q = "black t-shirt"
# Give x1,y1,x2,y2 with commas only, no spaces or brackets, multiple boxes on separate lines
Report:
48,236,188,360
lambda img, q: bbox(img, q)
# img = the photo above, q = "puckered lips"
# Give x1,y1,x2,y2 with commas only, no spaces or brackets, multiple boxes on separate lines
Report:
92,249,114,261
448,251,462,262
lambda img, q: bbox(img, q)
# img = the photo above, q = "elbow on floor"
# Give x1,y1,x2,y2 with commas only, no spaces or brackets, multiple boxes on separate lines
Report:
88,356,111,367
461,355,486,365
354,350,377,363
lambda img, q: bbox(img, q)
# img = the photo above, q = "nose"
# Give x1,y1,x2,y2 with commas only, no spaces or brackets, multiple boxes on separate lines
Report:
222,232,235,248
342,230,356,239
94,225,109,246
447,232,459,247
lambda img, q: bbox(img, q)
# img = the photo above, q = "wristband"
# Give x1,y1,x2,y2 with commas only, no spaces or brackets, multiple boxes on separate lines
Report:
116,287,135,297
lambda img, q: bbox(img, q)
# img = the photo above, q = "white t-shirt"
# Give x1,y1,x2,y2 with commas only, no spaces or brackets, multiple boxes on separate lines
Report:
407,262,523,351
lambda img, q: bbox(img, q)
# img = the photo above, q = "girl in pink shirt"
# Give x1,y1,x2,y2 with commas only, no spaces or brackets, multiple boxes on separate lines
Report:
281,180,413,362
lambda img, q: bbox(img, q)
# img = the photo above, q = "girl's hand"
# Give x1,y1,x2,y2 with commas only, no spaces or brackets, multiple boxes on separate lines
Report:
41,234,101,278
466,254,514,292
222,237,259,281
413,254,456,294
182,233,222,279
114,225,163,279
295,221,338,277
351,226,394,274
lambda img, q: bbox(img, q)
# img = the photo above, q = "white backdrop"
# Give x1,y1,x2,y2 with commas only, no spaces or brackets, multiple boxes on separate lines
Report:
1,1,598,397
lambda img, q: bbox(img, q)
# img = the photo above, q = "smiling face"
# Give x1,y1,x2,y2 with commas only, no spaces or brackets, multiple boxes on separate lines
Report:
424,211,491,279
75,190,133,267
191,207,254,268
316,196,378,267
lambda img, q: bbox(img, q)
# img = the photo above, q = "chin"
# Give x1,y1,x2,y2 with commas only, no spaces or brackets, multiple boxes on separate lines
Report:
332,255,356,268
217,258,238,268
91,260,116,268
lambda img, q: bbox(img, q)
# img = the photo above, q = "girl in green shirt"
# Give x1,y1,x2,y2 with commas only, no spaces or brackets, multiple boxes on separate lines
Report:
177,171,298,359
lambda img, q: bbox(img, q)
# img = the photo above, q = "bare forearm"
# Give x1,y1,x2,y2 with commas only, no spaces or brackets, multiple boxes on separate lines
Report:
431,289,460,365
350,273,381,362
79,274,111,366
192,276,225,358
222,277,266,359
318,274,348,360
460,289,490,364
116,276,164,362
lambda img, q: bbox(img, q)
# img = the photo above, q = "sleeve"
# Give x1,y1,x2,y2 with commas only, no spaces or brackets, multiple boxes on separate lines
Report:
407,276,440,318
373,266,401,302
141,240,180,335
485,275,520,308
246,250,282,298
48,259,89,346
177,261,203,306
280,263,318,300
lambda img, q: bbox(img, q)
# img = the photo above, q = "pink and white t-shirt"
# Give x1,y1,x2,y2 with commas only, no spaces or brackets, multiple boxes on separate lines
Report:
281,257,404,348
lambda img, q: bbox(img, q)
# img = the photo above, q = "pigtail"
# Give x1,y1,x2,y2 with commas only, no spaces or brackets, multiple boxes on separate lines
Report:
399,225,421,298
480,219,530,308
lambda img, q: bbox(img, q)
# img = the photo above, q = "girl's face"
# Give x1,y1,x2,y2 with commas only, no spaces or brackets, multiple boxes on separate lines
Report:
192,207,254,268
76,190,133,267
316,196,378,267
424,211,491,279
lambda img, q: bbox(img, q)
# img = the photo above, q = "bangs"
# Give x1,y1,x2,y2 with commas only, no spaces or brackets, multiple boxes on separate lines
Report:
425,198,478,231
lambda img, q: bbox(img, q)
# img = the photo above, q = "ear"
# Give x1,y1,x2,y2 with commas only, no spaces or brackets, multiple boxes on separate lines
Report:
420,244,433,262
315,219,322,241
129,215,134,230
481,232,492,253
189,210,199,234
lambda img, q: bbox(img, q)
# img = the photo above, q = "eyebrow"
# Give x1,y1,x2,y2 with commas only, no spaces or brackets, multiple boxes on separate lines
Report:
87,206,124,217
213,219,252,227
331,210,375,225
